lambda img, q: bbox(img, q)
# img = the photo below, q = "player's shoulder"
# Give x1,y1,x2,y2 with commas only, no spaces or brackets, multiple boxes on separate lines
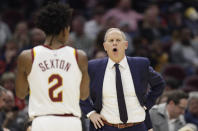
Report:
18,49,32,61
76,49,88,69
17,49,33,72
76,49,87,57
76,49,88,62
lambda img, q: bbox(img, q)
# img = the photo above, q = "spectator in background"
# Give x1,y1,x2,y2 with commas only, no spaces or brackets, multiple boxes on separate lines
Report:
91,29,106,58
139,4,168,43
0,17,12,48
149,40,169,72
156,91,171,105
30,28,45,45
0,72,26,110
103,0,143,32
103,16,118,30
119,22,133,55
84,7,104,41
0,86,9,131
1,90,15,128
166,2,184,35
13,21,30,51
150,90,188,131
132,36,150,58
70,15,94,57
25,28,46,49
3,90,15,112
184,7,198,37
171,27,198,70
0,40,18,76
179,123,197,131
184,92,198,127
1,90,27,131
0,72,15,92
93,50,107,59
0,86,6,110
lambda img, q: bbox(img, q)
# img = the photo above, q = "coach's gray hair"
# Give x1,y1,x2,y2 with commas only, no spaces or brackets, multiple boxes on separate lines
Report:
0,85,6,97
104,28,126,41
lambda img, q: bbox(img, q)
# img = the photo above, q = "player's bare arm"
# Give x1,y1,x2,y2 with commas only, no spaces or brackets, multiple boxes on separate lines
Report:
77,49,90,100
15,50,32,99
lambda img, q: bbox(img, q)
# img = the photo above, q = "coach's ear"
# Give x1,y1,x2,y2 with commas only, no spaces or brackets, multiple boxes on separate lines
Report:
103,41,108,52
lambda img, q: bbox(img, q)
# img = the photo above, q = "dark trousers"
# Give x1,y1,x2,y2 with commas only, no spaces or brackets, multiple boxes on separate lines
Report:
97,123,147,131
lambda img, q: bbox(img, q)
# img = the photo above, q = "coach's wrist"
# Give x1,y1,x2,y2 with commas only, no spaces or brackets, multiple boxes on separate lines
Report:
87,110,96,118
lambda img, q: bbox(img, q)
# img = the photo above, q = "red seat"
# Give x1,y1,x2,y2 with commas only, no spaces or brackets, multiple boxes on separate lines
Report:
183,75,198,93
162,64,187,81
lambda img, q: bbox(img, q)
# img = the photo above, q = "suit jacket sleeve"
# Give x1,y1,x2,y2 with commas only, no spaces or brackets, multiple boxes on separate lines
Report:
143,59,165,129
80,97,94,116
145,65,166,110
145,110,152,130
80,61,95,116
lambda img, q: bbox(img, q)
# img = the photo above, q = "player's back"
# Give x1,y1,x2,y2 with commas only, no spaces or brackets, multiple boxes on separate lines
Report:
27,45,82,118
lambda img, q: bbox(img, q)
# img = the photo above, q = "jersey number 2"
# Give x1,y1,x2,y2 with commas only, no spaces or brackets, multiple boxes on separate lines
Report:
48,74,63,102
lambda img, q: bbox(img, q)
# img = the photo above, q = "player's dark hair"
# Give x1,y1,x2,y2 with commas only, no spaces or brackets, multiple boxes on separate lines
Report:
35,2,73,36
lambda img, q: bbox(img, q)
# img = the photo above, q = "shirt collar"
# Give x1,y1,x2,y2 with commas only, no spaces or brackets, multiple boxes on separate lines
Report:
166,110,176,122
108,56,127,69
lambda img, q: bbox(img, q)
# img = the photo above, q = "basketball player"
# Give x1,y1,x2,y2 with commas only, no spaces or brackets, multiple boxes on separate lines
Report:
15,2,89,131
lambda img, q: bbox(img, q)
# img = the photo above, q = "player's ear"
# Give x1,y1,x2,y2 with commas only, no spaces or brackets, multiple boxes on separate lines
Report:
62,27,70,37
66,26,70,32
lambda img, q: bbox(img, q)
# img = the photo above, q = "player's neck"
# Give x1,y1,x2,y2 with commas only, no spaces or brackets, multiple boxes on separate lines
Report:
44,36,68,49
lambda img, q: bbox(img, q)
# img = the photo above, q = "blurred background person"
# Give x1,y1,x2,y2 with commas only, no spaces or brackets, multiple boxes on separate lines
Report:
0,86,9,131
184,92,198,127
25,27,46,50
0,72,26,111
103,0,143,32
149,90,188,131
0,15,12,49
84,7,104,41
179,123,197,131
0,90,28,131
0,40,18,76
70,15,94,57
13,21,30,51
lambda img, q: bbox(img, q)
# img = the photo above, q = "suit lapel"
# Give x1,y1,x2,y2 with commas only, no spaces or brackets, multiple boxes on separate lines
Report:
95,58,108,111
96,58,108,90
126,57,140,94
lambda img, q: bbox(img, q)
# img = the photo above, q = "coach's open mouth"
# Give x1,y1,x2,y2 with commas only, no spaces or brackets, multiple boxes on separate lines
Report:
113,48,118,52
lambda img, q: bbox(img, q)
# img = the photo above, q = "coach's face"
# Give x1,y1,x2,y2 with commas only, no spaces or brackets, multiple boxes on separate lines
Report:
103,30,128,63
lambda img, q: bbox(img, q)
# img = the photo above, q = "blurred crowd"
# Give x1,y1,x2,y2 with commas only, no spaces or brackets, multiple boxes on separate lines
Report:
0,0,198,131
